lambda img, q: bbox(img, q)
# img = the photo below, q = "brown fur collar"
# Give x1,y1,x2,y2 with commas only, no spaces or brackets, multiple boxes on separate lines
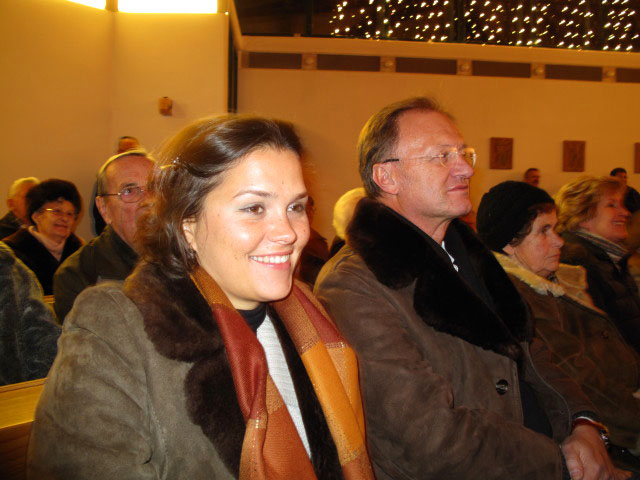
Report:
123,262,245,476
347,198,530,361
122,262,342,478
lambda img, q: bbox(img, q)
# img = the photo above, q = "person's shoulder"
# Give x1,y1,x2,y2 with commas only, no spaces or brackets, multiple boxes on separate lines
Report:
317,245,366,280
0,241,40,290
57,233,103,270
314,245,387,301
628,185,640,196
0,241,16,263
560,233,592,260
2,227,29,247
64,281,139,335
65,233,84,251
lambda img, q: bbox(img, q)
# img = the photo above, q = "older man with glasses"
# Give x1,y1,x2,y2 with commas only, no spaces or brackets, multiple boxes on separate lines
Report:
315,97,625,480
53,150,154,322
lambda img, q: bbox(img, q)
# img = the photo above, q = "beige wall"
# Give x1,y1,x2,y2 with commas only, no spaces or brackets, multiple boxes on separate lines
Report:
111,13,228,153
238,36,640,240
1,0,228,239
2,1,639,243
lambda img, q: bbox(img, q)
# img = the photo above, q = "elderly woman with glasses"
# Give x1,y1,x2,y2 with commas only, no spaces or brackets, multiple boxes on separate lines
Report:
477,181,640,473
28,115,373,480
555,176,640,355
3,178,82,295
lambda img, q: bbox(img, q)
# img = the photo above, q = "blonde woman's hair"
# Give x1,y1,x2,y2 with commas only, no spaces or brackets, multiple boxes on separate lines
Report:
332,187,366,240
555,176,624,233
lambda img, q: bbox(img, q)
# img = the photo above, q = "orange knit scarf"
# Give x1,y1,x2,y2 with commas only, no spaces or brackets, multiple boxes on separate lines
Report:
191,267,374,480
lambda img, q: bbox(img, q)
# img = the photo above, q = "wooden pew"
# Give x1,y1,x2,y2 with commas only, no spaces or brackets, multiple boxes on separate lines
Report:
0,379,45,480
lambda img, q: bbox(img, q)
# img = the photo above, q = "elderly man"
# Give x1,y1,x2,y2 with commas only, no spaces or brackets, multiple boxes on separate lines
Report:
92,136,143,235
0,177,39,239
315,97,623,480
53,150,153,321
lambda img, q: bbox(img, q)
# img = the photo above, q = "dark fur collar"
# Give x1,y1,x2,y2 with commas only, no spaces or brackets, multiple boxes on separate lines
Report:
347,198,530,361
123,262,341,478
124,262,245,476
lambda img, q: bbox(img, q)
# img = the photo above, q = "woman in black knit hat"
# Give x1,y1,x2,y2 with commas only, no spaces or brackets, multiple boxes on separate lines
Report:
477,180,640,473
3,179,83,295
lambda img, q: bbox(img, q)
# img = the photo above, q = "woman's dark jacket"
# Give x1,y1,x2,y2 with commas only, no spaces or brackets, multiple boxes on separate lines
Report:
560,231,640,353
0,242,60,386
3,228,81,295
497,252,640,451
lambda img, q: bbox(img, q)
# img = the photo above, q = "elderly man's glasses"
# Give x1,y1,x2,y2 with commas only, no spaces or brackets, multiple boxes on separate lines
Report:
99,186,146,204
43,208,77,220
384,147,477,168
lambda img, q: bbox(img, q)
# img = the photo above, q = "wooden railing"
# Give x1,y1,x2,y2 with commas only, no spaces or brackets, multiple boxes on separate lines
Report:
0,379,45,480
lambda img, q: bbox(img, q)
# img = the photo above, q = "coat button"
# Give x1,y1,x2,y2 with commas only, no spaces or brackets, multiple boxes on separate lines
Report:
495,379,509,395
601,330,610,339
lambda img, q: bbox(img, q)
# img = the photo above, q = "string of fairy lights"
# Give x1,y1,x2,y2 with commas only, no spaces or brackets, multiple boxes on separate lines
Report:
329,0,639,51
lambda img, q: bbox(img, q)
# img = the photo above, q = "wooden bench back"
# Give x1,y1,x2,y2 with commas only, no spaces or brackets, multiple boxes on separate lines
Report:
0,379,45,480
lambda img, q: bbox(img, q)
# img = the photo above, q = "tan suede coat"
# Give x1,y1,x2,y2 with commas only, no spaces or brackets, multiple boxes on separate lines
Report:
28,262,345,479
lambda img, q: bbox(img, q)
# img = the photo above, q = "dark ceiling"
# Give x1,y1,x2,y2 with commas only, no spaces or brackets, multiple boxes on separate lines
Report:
234,0,337,36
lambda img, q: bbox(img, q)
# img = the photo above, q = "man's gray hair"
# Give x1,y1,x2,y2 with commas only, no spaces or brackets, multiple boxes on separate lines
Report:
7,177,39,200
358,96,452,198
96,149,150,196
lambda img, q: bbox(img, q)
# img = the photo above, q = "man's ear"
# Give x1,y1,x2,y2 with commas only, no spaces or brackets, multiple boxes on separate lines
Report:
503,243,515,255
95,196,112,225
372,162,399,195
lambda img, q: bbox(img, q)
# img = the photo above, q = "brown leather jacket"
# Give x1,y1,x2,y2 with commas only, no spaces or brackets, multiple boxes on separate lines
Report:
497,253,640,451
315,198,595,480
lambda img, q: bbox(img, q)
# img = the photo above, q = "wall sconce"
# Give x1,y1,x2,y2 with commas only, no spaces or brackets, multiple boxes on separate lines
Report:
158,97,173,116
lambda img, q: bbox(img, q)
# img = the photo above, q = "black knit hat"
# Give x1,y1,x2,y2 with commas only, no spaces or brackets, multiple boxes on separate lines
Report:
477,181,554,252
26,179,82,225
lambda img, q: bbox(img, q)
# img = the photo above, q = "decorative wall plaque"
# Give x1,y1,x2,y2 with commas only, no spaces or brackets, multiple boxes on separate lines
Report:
563,140,585,172
635,143,640,174
489,137,513,170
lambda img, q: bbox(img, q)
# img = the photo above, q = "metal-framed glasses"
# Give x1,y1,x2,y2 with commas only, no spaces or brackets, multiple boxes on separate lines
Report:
43,208,77,220
99,186,146,203
384,146,477,168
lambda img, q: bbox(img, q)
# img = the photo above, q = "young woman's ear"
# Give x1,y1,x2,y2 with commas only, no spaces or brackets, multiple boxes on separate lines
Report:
182,219,197,253
503,243,515,255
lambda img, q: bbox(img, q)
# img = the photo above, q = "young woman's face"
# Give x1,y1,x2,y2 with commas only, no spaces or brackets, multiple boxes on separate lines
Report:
504,210,564,279
580,190,629,244
183,147,310,310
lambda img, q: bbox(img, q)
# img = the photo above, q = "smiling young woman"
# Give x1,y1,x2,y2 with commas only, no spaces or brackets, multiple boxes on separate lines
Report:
28,114,373,480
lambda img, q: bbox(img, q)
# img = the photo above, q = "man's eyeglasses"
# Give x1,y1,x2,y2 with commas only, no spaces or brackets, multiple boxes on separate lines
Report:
99,186,146,204
383,147,477,168
43,208,77,220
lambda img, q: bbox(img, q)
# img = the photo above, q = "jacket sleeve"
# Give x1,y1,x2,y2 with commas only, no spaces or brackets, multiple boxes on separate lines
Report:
3,254,60,385
315,262,564,480
27,286,157,480
52,250,92,322
534,315,640,443
16,262,60,382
